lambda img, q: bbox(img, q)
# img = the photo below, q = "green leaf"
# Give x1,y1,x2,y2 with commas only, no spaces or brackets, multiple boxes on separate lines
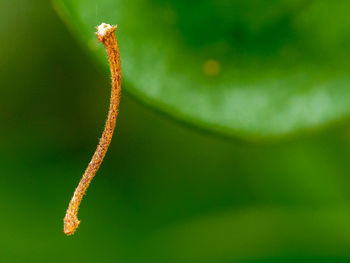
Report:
53,0,350,140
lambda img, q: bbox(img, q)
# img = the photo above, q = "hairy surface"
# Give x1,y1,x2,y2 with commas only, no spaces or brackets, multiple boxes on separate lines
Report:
63,23,121,235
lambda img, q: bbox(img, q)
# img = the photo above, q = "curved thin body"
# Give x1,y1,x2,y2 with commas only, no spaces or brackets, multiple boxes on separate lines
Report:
64,23,121,235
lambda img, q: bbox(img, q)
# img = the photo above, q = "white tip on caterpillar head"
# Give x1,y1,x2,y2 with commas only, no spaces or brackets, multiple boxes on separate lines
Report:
96,23,117,42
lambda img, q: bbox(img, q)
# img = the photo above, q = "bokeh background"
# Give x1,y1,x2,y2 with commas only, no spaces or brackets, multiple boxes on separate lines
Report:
2,0,350,262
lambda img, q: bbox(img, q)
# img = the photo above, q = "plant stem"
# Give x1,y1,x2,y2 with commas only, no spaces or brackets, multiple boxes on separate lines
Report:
63,23,121,235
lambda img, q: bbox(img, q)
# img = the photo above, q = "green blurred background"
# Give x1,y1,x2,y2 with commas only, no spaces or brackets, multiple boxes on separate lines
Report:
2,0,350,262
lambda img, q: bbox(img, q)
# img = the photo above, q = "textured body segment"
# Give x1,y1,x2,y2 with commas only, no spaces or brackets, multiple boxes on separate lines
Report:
63,23,121,235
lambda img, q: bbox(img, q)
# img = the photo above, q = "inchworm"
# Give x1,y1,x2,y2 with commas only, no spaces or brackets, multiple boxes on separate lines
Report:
63,23,121,235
